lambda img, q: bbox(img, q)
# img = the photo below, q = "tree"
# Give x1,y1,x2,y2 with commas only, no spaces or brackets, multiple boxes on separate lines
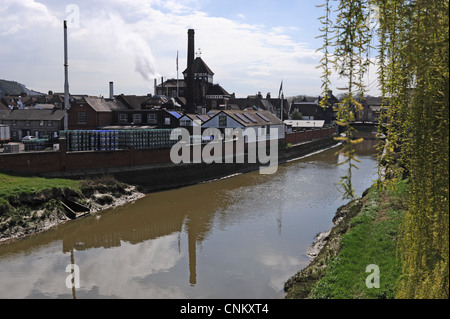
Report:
291,109,303,120
318,0,449,298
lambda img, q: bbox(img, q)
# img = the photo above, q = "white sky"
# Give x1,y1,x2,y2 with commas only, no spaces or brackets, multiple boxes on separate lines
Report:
0,0,380,98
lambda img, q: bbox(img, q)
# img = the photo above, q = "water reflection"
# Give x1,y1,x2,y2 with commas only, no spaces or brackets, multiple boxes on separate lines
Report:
0,140,377,299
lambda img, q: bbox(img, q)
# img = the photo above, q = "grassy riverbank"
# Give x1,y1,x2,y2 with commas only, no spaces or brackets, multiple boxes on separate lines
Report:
0,172,144,242
0,172,81,206
285,179,409,299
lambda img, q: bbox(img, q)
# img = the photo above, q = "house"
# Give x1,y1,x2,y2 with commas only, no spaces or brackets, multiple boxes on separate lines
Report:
114,94,153,110
229,92,289,120
68,96,123,130
157,55,221,113
1,95,30,109
155,79,187,99
0,109,66,141
66,92,186,130
155,30,234,114
289,91,338,124
357,96,387,123
183,56,215,107
179,113,214,127
178,112,219,134
112,95,183,129
202,110,285,143
284,120,326,132
205,84,231,112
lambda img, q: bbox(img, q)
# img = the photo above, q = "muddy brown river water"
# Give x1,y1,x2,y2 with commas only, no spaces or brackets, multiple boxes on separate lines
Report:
0,139,378,299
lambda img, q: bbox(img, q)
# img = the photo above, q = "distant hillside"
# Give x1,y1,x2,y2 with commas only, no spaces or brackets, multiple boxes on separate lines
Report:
0,79,44,98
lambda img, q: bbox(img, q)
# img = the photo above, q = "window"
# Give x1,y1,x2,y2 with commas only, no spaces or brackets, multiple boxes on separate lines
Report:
219,115,227,127
147,114,157,124
40,120,44,126
180,120,192,126
47,121,52,127
133,114,142,124
26,121,30,126
165,117,171,125
12,120,16,126
119,114,128,123
78,111,86,124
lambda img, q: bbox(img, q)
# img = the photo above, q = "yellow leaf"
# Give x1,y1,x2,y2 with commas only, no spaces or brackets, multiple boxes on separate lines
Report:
350,138,365,144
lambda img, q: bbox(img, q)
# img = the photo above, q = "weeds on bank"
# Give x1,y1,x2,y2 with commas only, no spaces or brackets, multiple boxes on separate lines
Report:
308,180,409,299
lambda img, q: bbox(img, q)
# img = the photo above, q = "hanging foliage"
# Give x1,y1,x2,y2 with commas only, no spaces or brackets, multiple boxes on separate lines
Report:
318,0,373,199
318,0,449,298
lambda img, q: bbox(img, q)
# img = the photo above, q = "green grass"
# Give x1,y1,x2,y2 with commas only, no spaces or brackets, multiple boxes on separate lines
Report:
0,171,81,205
308,181,408,299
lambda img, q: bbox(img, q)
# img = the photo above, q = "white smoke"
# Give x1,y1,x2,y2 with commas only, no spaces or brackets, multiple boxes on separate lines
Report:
122,30,158,82
83,11,158,83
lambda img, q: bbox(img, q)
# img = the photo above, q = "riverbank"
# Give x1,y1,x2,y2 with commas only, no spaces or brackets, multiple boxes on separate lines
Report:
0,137,340,244
0,174,145,243
284,179,408,299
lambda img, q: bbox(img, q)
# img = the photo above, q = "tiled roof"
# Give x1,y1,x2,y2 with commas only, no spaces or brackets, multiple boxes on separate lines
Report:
206,110,283,127
183,57,214,76
157,79,187,88
84,97,125,112
115,95,151,110
206,84,230,96
0,109,66,121
183,113,213,124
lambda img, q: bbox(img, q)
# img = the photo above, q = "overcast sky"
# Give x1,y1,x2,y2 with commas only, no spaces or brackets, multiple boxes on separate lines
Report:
0,0,380,98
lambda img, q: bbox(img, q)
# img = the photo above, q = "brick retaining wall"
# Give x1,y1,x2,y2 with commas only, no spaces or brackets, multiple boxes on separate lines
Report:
0,127,337,176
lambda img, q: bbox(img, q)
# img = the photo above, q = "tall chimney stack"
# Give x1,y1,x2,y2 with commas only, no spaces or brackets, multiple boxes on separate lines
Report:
186,29,195,112
63,20,69,130
109,82,114,100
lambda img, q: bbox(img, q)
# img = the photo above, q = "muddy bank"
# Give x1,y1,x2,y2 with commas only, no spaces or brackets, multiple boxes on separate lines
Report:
284,194,365,299
0,177,145,244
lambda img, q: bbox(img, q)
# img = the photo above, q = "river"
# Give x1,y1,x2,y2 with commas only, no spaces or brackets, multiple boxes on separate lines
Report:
0,139,378,299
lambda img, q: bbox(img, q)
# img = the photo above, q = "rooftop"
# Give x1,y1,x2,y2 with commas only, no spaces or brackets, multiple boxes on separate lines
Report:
0,109,66,121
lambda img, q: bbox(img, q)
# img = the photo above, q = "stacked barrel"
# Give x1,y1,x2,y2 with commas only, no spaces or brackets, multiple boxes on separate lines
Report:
60,130,119,152
23,139,48,151
60,129,181,152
